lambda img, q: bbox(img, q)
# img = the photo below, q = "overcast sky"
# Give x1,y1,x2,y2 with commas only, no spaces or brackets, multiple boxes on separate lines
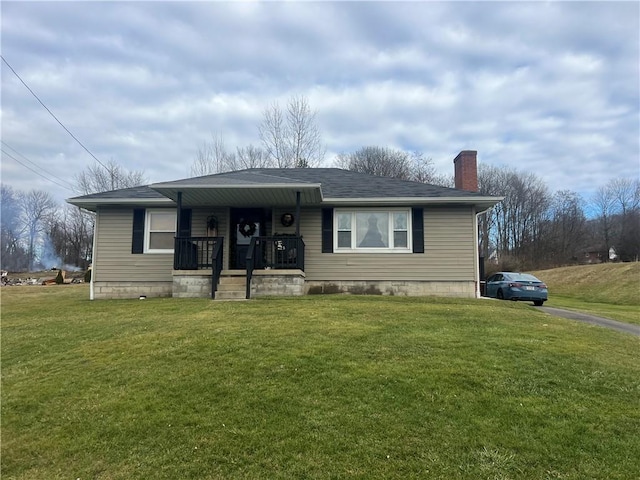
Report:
2,1,638,206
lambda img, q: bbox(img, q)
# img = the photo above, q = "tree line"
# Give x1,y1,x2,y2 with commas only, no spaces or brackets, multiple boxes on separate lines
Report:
478,167,639,271
1,162,145,272
2,94,637,272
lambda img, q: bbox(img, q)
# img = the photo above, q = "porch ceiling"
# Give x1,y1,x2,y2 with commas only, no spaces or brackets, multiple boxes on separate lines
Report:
149,184,323,207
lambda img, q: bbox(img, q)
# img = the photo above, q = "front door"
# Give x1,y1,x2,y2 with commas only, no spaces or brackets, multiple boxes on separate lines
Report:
230,208,268,269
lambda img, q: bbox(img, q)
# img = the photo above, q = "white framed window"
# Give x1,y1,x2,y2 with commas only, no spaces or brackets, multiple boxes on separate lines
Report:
334,209,412,252
144,209,176,253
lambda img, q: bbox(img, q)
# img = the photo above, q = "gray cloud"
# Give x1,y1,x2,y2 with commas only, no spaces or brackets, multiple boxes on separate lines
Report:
1,1,638,204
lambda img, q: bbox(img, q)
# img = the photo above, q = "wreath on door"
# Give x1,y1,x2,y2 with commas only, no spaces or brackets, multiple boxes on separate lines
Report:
238,219,257,238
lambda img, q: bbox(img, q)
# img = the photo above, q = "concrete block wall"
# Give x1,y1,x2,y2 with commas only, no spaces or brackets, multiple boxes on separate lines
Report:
305,280,476,298
92,281,173,299
172,271,212,298
251,270,305,297
93,277,474,300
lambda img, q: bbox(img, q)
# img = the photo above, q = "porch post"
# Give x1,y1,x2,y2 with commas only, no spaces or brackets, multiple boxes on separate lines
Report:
176,191,182,233
295,190,301,237
174,191,182,271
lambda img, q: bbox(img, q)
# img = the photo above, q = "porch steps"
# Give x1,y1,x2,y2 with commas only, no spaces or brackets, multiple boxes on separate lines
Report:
214,273,247,301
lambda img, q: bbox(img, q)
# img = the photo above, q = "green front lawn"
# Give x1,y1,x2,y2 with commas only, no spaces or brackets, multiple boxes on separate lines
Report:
2,285,639,479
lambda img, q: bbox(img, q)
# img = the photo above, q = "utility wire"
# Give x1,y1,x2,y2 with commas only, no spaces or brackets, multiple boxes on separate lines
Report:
1,149,76,192
1,55,111,174
1,140,77,191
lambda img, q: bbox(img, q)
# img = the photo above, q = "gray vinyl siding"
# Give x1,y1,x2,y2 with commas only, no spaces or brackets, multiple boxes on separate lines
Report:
272,208,299,236
94,207,173,282
190,208,228,238
94,207,230,282
94,205,476,283
300,206,476,282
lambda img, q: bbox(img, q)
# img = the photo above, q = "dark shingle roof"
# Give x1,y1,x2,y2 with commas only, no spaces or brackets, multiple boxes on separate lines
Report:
69,185,166,201
68,168,500,211
252,168,477,198
153,168,484,199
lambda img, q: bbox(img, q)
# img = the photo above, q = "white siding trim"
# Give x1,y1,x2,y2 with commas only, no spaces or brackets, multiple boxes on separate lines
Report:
90,211,98,300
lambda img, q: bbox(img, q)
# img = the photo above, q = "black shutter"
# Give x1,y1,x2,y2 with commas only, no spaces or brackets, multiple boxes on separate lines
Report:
179,208,192,237
412,207,424,253
132,208,145,254
321,208,333,253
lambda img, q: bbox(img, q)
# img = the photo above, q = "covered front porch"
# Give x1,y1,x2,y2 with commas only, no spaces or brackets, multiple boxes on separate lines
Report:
172,234,305,299
150,176,321,299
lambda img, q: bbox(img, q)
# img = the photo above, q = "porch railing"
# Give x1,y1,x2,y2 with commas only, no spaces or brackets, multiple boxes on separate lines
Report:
245,235,305,299
174,236,222,270
211,238,223,299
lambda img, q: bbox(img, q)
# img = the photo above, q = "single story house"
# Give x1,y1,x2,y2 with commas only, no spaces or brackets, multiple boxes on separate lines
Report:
67,150,502,300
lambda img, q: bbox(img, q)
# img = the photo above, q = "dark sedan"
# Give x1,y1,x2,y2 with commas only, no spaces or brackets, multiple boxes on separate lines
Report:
485,272,548,306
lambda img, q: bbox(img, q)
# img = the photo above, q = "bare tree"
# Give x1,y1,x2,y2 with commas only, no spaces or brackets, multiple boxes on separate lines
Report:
285,95,325,167
20,189,58,270
336,146,414,179
480,166,551,270
1,184,28,270
259,95,325,168
234,144,273,169
75,159,147,195
412,153,454,187
260,103,287,167
610,178,640,261
190,135,275,174
478,164,501,260
336,147,451,186
544,190,587,265
590,178,640,262
590,183,617,261
190,133,235,176
191,95,324,173
47,205,94,269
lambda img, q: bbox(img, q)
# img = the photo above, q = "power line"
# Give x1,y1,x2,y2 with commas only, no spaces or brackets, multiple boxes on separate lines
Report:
1,141,77,191
1,55,111,174
1,149,76,192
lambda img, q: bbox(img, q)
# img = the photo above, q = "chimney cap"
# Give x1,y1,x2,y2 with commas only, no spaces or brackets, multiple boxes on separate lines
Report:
453,150,478,162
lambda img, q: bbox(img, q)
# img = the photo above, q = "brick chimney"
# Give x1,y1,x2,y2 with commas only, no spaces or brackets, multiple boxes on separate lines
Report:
453,150,478,192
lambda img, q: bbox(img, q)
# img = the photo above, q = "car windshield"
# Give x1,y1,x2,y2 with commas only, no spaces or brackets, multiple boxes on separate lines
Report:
506,273,540,282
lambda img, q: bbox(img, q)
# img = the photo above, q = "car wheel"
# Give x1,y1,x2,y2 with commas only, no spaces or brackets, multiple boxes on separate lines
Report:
533,300,544,306
497,289,504,300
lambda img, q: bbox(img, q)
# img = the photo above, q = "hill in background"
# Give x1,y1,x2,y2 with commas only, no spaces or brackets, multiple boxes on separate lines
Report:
532,262,639,306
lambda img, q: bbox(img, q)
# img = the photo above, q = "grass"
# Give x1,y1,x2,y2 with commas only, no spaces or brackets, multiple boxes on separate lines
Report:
532,262,640,325
2,285,640,479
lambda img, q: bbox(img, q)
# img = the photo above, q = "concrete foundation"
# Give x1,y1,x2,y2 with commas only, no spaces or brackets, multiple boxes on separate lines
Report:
305,280,476,298
172,270,212,298
92,281,173,299
251,270,305,297
92,275,475,300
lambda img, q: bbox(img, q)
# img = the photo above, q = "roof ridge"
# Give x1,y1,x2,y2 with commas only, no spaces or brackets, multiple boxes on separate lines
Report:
242,170,316,184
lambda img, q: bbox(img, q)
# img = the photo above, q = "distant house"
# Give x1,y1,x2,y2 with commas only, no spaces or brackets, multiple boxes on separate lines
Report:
582,246,618,264
67,151,502,300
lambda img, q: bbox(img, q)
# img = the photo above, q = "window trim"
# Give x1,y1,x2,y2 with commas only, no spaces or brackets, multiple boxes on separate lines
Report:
333,208,412,253
144,209,177,254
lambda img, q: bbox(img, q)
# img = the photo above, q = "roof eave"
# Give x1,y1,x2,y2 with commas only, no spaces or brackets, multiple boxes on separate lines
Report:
66,197,175,212
150,182,323,190
323,196,504,211
149,183,324,207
